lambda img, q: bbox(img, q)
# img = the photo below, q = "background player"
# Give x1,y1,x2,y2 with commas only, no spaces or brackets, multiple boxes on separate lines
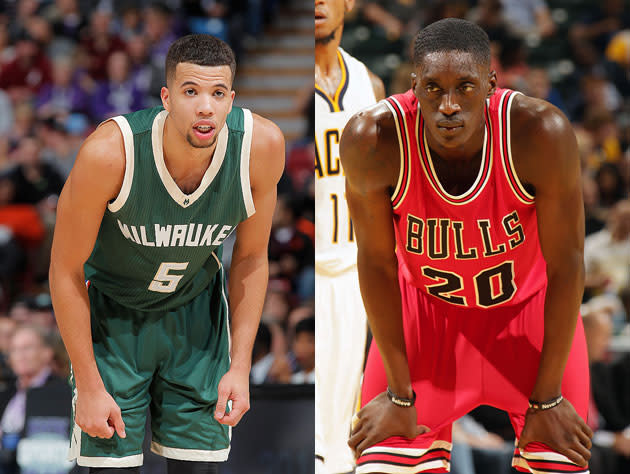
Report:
341,18,593,474
315,0,384,472
49,34,284,473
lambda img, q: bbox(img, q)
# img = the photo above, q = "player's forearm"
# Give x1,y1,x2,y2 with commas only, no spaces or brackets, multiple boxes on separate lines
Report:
531,255,584,401
357,249,412,399
227,253,268,372
49,263,104,392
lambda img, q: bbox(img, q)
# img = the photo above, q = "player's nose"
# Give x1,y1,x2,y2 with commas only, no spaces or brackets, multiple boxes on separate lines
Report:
196,95,215,116
438,91,461,116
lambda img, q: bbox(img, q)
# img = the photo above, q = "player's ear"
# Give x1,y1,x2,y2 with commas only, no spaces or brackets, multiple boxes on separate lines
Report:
487,70,497,98
411,72,418,93
160,86,170,111
228,90,235,113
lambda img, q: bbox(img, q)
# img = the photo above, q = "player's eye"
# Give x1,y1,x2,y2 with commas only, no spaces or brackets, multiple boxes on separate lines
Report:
214,90,225,97
425,84,440,93
185,89,196,96
460,84,474,92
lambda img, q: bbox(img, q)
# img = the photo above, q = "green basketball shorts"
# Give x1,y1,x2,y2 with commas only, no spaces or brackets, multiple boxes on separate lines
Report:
68,272,231,468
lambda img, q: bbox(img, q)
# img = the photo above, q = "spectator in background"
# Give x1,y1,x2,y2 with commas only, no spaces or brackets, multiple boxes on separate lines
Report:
7,101,36,145
290,316,314,384
268,194,314,297
450,415,513,474
0,323,64,474
583,309,630,474
251,322,274,384
500,0,555,39
570,0,630,59
525,67,567,114
0,315,15,392
361,0,422,43
79,8,125,82
582,173,606,237
114,5,143,40
89,50,144,120
36,55,89,119
126,33,159,104
41,0,86,43
585,199,630,295
144,2,177,97
4,135,63,206
0,32,52,102
595,162,626,209
39,116,82,179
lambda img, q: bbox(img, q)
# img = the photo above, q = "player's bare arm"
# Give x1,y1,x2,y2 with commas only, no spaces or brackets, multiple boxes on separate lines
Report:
49,121,127,439
368,70,386,102
510,95,593,465
214,114,285,427
341,104,429,457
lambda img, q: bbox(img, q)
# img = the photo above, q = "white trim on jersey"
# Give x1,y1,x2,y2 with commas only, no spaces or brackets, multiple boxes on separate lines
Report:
152,110,229,209
68,369,144,468
504,91,535,203
150,441,230,462
356,441,453,474
240,109,255,218
76,454,144,468
107,116,135,213
383,99,406,204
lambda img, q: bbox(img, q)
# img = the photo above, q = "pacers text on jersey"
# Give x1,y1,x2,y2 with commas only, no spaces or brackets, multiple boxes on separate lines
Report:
117,219,234,247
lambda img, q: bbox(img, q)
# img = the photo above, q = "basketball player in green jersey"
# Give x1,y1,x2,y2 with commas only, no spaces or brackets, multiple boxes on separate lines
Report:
49,35,284,473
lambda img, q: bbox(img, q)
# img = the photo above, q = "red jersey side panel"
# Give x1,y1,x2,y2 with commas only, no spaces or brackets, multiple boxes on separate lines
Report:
387,89,546,309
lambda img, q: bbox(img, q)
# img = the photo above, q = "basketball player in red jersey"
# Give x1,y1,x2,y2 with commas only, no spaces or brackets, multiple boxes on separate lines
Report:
341,18,593,474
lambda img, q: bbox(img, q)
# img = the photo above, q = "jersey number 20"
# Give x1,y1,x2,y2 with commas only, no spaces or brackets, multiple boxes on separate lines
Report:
422,261,516,308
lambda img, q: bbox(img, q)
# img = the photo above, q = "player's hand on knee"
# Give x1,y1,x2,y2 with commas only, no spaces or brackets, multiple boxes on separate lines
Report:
214,367,250,427
518,397,593,467
76,388,126,439
348,391,430,459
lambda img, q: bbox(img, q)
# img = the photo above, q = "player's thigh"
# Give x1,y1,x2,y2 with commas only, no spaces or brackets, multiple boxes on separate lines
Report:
71,286,155,466
150,281,231,460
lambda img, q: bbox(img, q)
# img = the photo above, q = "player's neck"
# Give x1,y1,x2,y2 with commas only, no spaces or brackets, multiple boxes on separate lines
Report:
162,116,216,171
315,40,343,97
425,119,486,162
315,24,343,81
315,41,341,76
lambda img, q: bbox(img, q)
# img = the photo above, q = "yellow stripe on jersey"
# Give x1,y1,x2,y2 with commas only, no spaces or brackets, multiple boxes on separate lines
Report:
315,50,349,113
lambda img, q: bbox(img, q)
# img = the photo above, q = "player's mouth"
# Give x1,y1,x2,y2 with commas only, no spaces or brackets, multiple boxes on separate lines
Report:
192,121,216,140
315,10,326,26
437,121,464,134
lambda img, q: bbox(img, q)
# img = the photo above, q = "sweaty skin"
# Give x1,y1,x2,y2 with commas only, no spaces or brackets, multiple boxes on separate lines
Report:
341,50,593,465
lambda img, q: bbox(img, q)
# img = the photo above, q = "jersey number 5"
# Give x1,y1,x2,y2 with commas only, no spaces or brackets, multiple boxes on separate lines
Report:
149,262,190,293
421,261,516,308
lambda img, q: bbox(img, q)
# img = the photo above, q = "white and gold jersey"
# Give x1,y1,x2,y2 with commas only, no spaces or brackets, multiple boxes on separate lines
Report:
315,48,377,275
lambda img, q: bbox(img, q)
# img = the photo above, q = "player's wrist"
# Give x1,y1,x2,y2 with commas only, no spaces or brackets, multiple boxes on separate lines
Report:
386,387,416,408
528,394,564,411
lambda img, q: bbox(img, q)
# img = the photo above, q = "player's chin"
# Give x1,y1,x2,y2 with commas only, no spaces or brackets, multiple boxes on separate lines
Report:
186,133,215,149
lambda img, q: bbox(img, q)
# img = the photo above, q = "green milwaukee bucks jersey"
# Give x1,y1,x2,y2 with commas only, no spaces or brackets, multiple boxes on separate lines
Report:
84,106,255,311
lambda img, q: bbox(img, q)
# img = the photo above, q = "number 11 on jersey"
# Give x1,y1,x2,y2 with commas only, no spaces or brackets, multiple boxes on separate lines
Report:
330,193,354,244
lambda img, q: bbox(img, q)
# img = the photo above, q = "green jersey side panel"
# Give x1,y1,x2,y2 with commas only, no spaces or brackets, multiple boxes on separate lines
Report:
85,106,255,311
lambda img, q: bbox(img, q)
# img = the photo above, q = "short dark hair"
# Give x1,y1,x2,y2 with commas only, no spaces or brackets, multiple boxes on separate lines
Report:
294,316,315,337
165,34,236,85
413,18,491,67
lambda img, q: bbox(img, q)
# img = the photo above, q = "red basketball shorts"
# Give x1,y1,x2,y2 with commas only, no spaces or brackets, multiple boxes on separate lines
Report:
358,274,590,474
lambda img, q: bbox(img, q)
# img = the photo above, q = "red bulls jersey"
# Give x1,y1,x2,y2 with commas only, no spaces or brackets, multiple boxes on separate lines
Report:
387,88,546,309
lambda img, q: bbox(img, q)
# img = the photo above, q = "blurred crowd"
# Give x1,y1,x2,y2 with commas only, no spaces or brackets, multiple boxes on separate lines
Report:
342,0,630,473
0,0,313,470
